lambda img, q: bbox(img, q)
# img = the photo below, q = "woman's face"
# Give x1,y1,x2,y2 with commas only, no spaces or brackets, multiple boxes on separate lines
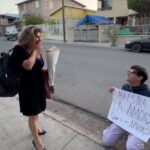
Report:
35,32,42,46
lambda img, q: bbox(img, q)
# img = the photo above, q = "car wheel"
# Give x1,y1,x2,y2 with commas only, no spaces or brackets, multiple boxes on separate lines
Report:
131,43,142,52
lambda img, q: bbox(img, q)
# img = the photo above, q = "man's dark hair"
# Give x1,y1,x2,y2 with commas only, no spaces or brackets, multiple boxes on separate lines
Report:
131,65,148,84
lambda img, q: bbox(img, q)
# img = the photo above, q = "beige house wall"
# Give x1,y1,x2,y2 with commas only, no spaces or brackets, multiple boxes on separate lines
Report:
51,7,96,19
97,0,128,18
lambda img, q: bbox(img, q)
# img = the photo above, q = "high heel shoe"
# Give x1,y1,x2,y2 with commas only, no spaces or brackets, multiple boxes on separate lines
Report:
32,140,47,150
38,129,46,136
32,140,38,150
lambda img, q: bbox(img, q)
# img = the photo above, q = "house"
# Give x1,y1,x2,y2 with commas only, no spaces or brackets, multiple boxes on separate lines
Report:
97,0,137,26
50,5,96,20
0,14,20,36
17,0,96,21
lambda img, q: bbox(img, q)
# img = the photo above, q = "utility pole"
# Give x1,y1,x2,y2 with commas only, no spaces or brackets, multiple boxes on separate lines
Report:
62,0,66,42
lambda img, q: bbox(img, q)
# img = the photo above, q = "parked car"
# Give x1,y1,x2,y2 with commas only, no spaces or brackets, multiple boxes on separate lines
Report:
5,28,22,41
125,37,150,52
5,31,18,41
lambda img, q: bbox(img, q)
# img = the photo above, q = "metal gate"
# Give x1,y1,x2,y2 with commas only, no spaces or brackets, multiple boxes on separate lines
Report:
74,28,99,42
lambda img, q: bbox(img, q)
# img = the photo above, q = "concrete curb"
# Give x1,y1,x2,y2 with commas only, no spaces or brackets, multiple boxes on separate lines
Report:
43,40,124,49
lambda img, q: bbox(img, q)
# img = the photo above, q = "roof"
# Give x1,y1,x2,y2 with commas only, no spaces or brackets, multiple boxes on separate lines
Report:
0,13,19,19
4,13,19,18
16,0,85,7
71,0,85,7
76,15,111,26
16,0,36,5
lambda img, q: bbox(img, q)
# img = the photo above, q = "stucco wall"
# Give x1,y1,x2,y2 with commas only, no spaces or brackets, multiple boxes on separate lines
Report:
41,0,86,20
18,1,41,19
117,35,150,45
97,0,128,18
51,7,96,19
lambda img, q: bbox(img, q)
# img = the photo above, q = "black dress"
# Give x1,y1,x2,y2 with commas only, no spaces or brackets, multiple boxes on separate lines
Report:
10,45,46,116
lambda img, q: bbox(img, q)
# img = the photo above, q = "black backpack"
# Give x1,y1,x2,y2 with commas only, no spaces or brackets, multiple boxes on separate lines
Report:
0,48,19,97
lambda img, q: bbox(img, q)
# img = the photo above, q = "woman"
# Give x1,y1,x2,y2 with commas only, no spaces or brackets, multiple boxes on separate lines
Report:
10,26,46,150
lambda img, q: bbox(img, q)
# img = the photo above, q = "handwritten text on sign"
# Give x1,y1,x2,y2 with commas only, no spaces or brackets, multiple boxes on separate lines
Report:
108,88,150,142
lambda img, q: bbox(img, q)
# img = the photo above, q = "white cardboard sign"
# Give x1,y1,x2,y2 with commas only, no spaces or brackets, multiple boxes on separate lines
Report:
108,88,150,142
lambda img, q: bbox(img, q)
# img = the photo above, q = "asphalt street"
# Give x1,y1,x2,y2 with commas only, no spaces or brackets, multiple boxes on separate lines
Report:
0,37,150,117
0,39,149,150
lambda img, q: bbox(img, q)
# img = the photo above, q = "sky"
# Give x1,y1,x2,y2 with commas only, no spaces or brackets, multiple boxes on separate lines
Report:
0,0,97,14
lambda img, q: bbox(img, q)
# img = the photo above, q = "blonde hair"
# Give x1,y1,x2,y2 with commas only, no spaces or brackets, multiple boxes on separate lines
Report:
17,25,41,51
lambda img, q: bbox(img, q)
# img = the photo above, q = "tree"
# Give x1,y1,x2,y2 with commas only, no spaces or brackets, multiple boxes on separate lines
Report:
24,15,44,25
127,0,150,24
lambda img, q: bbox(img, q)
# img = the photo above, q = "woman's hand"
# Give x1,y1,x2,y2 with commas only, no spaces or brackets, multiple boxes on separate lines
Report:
108,86,115,94
50,86,55,94
22,50,37,70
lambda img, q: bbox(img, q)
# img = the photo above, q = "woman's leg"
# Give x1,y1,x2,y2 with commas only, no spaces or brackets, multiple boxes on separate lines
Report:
28,115,44,150
37,114,46,135
37,115,42,133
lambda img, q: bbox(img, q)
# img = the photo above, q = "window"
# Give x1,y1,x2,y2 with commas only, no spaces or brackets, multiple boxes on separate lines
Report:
35,1,39,8
20,4,24,10
101,0,112,11
46,0,53,9
97,0,102,10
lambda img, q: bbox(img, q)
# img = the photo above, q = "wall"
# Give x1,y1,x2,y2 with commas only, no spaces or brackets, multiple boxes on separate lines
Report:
36,19,78,42
65,8,96,19
51,7,96,20
41,0,86,20
99,25,110,42
117,35,150,45
97,0,128,18
19,1,40,18
18,0,92,22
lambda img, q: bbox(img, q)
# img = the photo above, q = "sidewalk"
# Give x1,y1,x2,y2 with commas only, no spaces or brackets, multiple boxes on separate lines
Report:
1,96,150,150
0,96,106,150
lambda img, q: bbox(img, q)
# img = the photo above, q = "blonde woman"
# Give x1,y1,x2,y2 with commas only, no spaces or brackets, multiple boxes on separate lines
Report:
10,26,46,150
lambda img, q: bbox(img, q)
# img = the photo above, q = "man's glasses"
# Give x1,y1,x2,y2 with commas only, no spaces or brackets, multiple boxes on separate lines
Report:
127,70,137,75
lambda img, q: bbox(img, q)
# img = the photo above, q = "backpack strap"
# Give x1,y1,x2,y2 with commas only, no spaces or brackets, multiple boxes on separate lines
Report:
8,47,14,54
0,47,14,57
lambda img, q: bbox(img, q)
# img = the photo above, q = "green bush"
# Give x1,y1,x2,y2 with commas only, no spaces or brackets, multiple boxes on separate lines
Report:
24,15,44,25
